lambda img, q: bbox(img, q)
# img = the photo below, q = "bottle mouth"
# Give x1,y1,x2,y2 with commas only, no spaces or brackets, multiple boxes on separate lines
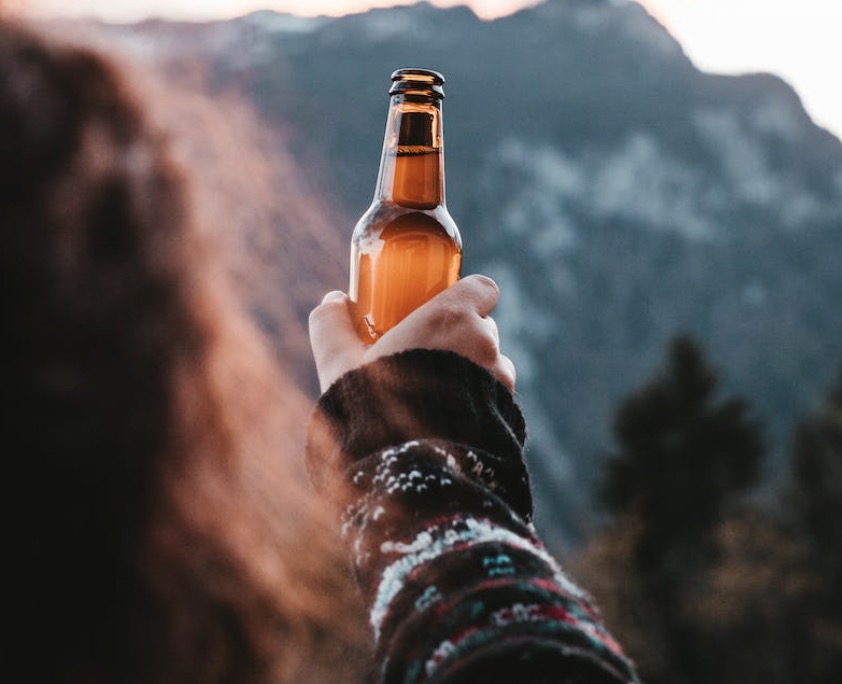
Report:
390,68,445,98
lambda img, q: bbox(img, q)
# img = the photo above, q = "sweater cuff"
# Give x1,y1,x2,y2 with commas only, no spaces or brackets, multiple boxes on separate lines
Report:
306,349,527,497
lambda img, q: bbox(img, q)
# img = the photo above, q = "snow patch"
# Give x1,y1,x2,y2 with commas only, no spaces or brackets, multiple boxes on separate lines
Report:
590,132,715,239
694,108,841,227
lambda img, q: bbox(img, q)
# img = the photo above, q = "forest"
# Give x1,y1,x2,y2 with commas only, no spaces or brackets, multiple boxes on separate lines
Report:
573,335,842,682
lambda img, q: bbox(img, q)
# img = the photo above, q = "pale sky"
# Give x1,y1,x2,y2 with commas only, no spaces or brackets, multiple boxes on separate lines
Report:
17,0,842,139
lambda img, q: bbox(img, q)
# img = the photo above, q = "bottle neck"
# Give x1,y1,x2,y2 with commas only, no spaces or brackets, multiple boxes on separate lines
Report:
375,94,446,209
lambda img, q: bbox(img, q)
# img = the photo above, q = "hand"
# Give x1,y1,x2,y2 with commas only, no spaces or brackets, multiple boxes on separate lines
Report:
309,275,516,393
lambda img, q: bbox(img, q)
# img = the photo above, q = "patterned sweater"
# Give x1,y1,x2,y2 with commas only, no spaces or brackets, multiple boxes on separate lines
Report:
307,349,639,684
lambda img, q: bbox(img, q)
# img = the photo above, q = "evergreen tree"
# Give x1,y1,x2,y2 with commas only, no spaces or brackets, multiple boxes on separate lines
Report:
601,335,763,563
790,365,842,679
592,334,765,684
792,366,842,559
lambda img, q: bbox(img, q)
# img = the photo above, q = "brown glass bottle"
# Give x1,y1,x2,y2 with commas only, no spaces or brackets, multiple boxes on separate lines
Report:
350,68,462,343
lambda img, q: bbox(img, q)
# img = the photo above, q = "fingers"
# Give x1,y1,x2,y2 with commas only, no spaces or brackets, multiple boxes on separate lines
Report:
494,353,517,392
309,275,517,394
309,291,366,392
471,317,515,391
308,291,354,351
482,313,500,347
436,276,515,391
364,275,516,391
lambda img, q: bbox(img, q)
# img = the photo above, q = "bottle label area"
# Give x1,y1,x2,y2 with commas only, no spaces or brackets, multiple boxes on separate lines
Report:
350,211,462,341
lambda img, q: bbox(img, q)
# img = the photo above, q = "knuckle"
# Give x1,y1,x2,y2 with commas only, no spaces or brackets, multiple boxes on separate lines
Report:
430,301,468,328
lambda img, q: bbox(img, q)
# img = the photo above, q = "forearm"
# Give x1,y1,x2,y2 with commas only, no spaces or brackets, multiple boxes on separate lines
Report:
306,350,638,683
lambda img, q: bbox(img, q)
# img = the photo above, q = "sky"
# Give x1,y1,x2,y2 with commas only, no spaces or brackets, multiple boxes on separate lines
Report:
17,0,842,140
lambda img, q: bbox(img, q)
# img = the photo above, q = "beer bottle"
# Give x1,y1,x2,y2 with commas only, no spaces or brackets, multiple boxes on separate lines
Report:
350,68,462,342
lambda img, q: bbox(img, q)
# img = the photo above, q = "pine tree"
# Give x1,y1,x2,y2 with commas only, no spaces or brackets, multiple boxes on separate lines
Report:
601,335,763,563
592,334,765,684
790,365,842,679
792,366,842,558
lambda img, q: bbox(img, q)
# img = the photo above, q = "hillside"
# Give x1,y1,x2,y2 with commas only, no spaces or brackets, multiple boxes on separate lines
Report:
97,0,842,545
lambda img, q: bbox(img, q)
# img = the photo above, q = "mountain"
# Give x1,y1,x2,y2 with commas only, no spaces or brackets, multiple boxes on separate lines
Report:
97,0,842,546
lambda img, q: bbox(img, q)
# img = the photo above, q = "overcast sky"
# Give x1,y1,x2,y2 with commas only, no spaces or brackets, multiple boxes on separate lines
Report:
18,0,842,139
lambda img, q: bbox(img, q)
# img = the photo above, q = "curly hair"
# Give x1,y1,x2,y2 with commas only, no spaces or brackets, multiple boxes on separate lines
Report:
2,17,364,683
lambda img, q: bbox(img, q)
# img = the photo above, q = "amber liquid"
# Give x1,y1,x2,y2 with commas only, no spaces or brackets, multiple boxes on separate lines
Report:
390,144,441,209
351,207,461,342
351,115,461,342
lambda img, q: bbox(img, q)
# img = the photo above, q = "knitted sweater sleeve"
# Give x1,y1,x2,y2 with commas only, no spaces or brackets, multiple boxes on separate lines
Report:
306,349,639,684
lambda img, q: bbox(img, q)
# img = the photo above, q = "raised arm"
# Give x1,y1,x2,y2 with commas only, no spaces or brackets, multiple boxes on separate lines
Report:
307,278,639,684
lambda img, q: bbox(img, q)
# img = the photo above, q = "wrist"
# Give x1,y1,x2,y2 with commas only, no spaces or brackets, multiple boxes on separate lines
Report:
306,349,526,494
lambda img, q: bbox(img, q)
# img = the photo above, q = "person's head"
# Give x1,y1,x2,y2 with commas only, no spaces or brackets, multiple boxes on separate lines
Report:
2,16,362,683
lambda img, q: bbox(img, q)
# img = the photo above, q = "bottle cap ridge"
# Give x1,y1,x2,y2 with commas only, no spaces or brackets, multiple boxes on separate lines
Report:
390,68,445,98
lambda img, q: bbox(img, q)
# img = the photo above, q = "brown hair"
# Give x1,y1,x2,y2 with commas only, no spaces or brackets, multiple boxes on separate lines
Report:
2,17,365,683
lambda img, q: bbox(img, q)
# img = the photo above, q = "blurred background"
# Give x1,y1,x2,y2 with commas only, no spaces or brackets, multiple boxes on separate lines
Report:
18,0,842,680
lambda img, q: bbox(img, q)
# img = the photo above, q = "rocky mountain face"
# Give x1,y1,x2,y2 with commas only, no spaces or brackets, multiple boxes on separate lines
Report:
101,0,842,545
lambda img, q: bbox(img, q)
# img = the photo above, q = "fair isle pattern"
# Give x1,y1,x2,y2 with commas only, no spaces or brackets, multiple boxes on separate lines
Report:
420,590,629,681
340,441,639,683
368,514,586,642
342,441,527,572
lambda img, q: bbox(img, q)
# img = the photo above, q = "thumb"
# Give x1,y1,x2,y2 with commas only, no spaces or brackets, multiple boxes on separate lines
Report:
309,292,366,392
432,274,501,317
